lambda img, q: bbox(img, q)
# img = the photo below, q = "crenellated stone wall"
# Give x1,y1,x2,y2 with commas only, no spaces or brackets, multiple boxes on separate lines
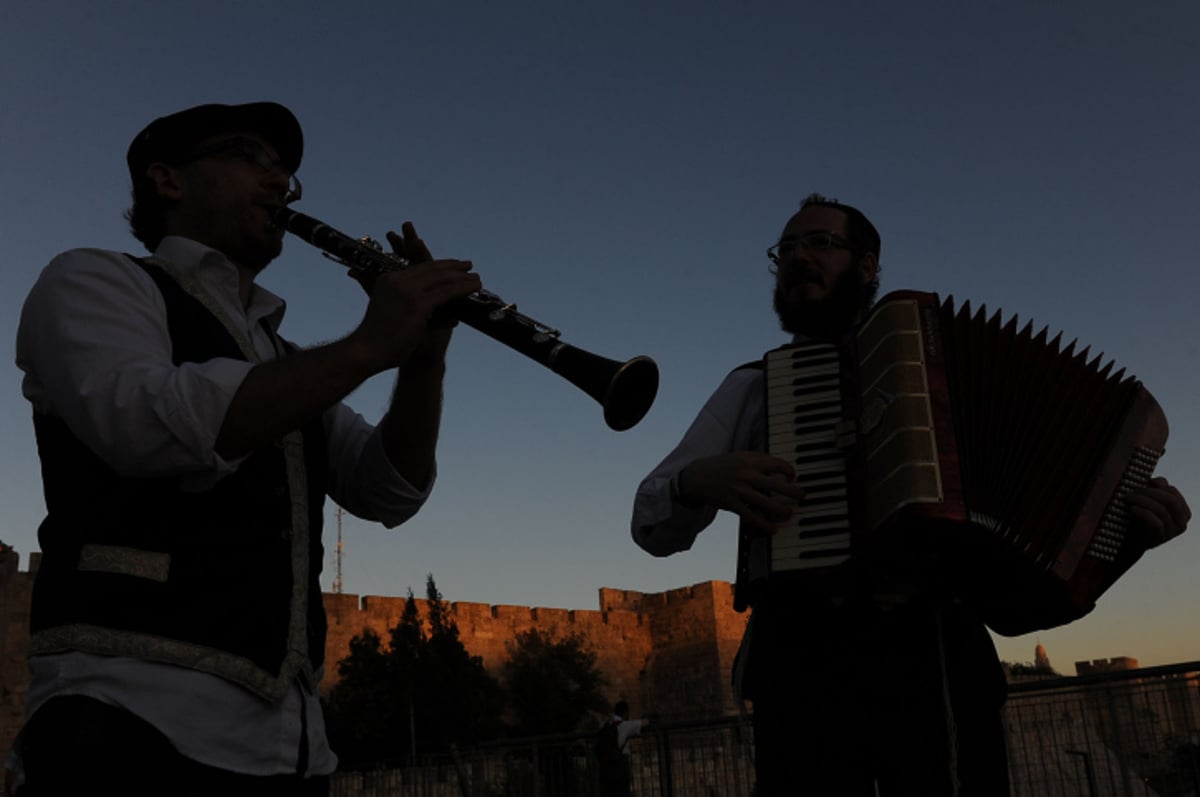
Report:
1075,657,1139,676
322,580,748,722
0,549,37,764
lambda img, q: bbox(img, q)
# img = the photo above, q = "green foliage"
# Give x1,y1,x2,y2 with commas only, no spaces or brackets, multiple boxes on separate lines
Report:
324,575,505,769
1002,660,1059,677
408,576,506,752
323,629,405,766
501,627,609,736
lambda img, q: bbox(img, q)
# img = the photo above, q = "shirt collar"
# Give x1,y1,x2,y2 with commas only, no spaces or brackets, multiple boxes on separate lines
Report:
153,236,287,331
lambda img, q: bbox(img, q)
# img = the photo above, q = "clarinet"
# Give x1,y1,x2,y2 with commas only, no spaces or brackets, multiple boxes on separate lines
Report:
272,206,659,431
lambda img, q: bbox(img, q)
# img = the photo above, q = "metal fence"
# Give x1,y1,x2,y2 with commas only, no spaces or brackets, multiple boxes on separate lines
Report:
1005,661,1200,796
331,661,1200,797
329,717,756,797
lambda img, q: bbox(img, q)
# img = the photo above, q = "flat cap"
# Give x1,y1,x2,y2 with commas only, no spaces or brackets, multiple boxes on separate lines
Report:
126,101,303,181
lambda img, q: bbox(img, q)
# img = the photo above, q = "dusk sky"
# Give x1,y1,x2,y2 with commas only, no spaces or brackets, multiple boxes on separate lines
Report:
2,2,1197,671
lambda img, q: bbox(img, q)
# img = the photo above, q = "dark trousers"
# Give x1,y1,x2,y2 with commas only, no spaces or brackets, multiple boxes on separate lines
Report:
16,695,329,797
597,756,632,797
746,597,1011,796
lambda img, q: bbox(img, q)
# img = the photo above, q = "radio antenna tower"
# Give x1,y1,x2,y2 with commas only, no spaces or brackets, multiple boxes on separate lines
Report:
333,506,345,594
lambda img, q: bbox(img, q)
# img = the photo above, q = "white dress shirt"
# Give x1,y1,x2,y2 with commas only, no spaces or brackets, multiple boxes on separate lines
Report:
11,237,434,779
630,366,766,557
610,714,649,755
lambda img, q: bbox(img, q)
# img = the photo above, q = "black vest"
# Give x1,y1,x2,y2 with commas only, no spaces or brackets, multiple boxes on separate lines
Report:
29,258,328,703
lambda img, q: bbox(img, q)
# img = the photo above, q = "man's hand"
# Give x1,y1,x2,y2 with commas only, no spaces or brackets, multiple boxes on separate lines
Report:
344,221,436,294
347,221,480,370
676,452,806,532
1127,476,1191,548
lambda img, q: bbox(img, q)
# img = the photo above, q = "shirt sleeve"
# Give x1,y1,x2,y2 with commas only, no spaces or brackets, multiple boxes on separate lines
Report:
322,402,433,529
617,718,649,747
16,249,252,478
630,368,764,556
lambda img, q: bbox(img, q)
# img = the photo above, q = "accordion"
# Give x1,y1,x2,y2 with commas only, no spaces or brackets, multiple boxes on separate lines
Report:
734,290,1168,635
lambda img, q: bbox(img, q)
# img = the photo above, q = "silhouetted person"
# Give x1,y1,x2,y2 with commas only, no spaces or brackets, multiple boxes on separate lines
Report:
9,102,481,796
596,700,649,797
631,193,1190,796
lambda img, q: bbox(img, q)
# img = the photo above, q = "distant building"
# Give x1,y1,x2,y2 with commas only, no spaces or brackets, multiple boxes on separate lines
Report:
1035,642,1052,672
1076,657,1140,676
1004,642,1061,682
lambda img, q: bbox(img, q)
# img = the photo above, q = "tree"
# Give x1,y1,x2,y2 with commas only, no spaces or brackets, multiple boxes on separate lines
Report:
1002,660,1060,678
323,629,405,765
408,575,506,752
502,628,609,737
323,575,505,768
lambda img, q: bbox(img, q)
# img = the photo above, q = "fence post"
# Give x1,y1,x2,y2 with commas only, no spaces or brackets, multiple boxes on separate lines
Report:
531,742,541,797
656,726,673,797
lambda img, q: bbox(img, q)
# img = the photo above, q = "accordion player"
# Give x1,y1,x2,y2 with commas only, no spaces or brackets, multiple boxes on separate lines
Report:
734,289,1170,635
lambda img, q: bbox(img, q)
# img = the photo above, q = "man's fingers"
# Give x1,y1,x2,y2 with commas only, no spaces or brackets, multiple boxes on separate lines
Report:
401,221,433,262
1129,502,1166,534
1150,479,1191,528
1128,480,1191,546
384,224,432,265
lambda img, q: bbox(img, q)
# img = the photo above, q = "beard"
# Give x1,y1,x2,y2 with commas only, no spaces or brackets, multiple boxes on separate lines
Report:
773,266,876,342
227,211,286,274
186,201,285,274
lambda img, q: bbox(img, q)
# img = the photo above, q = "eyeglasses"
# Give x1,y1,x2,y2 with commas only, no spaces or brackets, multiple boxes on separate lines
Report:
185,136,303,203
766,231,851,269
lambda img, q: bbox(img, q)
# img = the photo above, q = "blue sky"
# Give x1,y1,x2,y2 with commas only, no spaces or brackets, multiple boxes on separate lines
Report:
2,1,1197,671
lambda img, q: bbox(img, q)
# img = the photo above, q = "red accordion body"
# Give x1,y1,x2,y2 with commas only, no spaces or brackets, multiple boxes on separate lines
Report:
736,290,1168,635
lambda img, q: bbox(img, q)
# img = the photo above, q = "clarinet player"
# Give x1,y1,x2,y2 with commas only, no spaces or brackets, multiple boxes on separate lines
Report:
10,102,481,795
630,193,1191,795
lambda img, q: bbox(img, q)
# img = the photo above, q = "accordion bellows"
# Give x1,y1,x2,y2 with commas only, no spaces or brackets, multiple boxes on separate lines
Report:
749,290,1167,635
